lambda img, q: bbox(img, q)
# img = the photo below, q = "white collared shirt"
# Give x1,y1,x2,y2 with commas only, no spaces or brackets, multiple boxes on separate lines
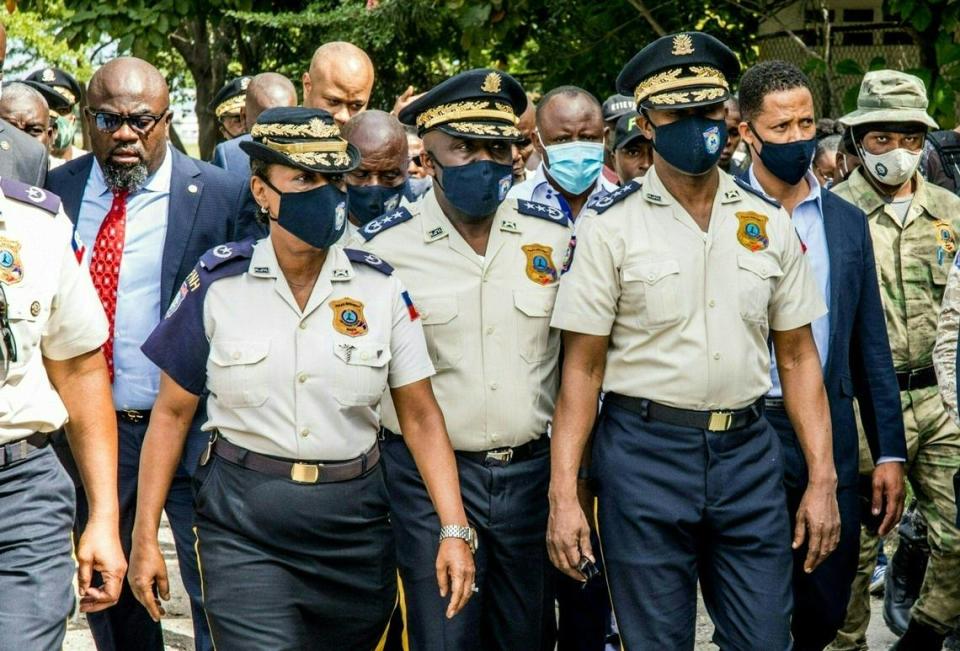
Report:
506,162,618,221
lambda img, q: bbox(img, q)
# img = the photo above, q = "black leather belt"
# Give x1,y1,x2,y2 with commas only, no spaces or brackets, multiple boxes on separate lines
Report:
896,366,937,392
764,397,786,410
208,434,379,484
0,432,49,468
604,393,763,432
117,409,151,424
379,428,547,466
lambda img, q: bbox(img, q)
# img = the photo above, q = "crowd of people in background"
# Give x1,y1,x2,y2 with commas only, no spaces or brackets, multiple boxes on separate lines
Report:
3,18,960,651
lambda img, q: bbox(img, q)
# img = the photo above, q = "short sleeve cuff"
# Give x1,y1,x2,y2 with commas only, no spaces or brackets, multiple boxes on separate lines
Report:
549,314,613,336
769,306,828,333
40,333,108,362
388,365,436,390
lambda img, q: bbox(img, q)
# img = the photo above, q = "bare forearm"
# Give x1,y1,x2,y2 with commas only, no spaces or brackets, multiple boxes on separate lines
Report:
46,352,118,522
132,409,194,542
778,345,835,484
549,379,600,501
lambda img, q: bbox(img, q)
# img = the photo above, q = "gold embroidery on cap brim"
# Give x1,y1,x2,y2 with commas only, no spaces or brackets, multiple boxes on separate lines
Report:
635,66,728,104
446,122,520,137
215,95,245,118
647,87,726,106
416,101,519,130
251,118,341,139
263,137,348,154
286,151,352,167
672,33,695,56
55,88,76,105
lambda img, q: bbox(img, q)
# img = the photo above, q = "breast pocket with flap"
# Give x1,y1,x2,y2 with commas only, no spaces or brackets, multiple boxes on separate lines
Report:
208,339,270,408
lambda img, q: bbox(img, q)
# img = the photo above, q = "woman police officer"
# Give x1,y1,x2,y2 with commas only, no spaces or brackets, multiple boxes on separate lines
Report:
126,107,475,650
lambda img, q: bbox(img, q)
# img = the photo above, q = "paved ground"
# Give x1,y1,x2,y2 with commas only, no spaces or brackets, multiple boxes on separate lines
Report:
64,519,899,650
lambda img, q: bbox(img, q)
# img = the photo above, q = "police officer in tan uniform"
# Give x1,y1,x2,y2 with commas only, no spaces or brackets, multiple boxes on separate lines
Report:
355,69,570,650
0,179,125,649
546,32,839,650
126,107,474,650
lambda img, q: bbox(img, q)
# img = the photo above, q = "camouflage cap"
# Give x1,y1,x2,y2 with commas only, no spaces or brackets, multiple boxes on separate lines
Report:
839,70,938,130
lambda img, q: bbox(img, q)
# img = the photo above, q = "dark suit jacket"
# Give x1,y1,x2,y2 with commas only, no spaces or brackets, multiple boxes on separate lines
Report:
45,148,264,471
211,134,252,177
0,118,48,186
819,189,906,486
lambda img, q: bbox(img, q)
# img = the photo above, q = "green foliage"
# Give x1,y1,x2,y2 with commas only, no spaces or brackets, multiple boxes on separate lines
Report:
3,2,93,80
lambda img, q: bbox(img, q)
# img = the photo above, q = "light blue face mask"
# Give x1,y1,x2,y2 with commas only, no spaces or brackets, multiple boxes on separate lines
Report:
543,140,605,195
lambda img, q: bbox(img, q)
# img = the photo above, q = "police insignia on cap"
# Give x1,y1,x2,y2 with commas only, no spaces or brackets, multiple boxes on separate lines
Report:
481,72,502,93
522,244,558,285
672,33,695,56
0,237,23,284
330,298,368,337
736,211,769,252
42,68,56,83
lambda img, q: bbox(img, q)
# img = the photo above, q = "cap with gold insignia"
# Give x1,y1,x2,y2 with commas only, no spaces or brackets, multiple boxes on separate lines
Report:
398,68,527,141
838,70,939,130
616,32,739,110
24,67,82,110
209,76,253,119
9,80,72,113
240,107,360,174
613,112,649,150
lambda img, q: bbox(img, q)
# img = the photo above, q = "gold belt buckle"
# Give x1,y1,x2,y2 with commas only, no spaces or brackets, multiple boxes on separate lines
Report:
707,411,734,432
290,462,321,483
485,448,514,464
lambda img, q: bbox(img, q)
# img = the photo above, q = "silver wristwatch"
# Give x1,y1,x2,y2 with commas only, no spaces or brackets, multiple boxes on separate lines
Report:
439,524,478,554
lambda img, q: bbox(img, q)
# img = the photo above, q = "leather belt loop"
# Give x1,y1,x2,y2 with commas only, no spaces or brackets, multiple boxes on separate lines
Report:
639,398,651,421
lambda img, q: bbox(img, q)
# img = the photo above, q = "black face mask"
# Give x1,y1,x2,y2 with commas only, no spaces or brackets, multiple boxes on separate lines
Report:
749,124,816,185
430,155,513,221
346,183,405,226
261,176,347,249
648,114,727,176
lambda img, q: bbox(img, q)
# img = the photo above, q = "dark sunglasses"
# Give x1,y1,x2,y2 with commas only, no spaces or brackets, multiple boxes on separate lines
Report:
0,284,17,382
86,108,169,135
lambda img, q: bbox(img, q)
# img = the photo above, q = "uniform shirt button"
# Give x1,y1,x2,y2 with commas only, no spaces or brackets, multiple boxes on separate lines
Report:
298,374,307,384
361,352,370,361
486,326,495,335
232,351,241,360
490,382,498,390
298,322,307,330
713,352,721,360
709,299,716,308
300,428,310,437
491,433,499,442
647,273,655,281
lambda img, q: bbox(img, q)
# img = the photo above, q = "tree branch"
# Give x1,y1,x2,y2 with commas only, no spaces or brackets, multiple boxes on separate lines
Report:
719,0,825,62
625,0,666,36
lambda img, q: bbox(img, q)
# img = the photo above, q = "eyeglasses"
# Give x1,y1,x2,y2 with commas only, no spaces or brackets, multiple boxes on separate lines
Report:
86,108,169,135
0,284,17,382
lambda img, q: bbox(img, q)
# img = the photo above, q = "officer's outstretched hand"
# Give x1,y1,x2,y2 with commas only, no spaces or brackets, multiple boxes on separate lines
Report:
547,492,595,582
871,461,906,536
128,536,170,622
793,481,841,573
436,538,476,619
77,517,127,613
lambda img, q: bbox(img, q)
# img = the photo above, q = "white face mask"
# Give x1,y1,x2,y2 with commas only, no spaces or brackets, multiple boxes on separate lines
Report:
859,146,921,187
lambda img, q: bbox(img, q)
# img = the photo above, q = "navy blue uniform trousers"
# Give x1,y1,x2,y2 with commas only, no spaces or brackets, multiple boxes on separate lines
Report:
56,415,210,651
0,445,75,651
766,405,860,651
193,454,396,651
593,401,793,651
381,435,555,651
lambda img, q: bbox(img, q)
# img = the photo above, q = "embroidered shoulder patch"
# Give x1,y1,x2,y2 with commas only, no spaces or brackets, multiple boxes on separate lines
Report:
733,177,781,208
587,181,642,214
199,237,257,271
344,248,395,275
0,178,61,215
516,200,568,225
358,207,413,241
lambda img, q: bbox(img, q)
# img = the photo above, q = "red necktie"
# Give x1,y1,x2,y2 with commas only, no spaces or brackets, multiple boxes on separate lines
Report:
89,189,129,382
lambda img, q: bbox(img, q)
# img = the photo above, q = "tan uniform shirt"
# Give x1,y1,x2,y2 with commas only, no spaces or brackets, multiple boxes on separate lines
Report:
0,189,109,443
145,238,434,461
355,192,571,451
551,166,826,410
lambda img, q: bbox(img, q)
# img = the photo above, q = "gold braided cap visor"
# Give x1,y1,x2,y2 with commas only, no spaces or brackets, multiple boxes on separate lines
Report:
633,66,729,105
54,87,77,105
261,138,349,154
215,95,245,118
416,100,519,131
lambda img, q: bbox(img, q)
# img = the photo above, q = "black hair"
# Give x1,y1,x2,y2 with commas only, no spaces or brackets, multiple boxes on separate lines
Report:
738,60,812,123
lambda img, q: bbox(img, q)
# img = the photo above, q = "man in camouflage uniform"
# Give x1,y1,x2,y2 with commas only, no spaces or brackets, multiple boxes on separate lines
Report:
828,71,960,651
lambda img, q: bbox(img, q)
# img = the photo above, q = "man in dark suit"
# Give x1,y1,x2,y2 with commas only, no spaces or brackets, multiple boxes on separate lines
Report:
45,56,260,651
211,72,297,176
738,61,907,651
0,23,47,185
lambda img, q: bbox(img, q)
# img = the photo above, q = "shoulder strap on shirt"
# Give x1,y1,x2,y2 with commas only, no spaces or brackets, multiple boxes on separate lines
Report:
0,177,61,215
588,180,642,214
199,237,256,271
358,207,414,242
344,248,395,275
733,176,781,208
515,199,569,225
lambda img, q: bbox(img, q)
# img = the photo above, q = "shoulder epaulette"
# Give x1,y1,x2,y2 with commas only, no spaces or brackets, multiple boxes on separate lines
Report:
1,178,61,215
358,207,414,241
344,248,395,275
733,177,781,208
199,237,256,271
588,181,642,214
516,199,569,225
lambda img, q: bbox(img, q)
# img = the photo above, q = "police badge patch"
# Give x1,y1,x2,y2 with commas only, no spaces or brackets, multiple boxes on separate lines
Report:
702,125,721,155
934,220,956,265
522,244,558,285
735,211,769,252
0,237,24,284
330,298,368,337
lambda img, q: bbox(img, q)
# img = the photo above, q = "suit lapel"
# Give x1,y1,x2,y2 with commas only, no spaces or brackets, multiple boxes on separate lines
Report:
161,150,202,310
61,156,95,223
822,195,843,371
